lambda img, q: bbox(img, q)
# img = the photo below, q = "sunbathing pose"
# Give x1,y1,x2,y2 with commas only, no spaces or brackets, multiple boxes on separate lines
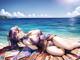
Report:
8,27,80,57
22,30,65,56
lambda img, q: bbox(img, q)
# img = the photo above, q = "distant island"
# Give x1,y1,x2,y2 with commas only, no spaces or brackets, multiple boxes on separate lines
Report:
74,15,80,18
0,15,9,19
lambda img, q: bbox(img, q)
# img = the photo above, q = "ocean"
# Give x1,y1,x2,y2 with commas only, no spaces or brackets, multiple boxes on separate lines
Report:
0,18,80,46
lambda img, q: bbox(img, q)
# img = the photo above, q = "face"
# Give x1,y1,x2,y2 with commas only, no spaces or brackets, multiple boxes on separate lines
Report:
15,28,20,33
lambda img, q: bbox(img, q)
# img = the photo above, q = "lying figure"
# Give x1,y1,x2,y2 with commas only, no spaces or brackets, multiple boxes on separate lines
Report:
18,29,80,56
23,30,65,56
8,26,80,57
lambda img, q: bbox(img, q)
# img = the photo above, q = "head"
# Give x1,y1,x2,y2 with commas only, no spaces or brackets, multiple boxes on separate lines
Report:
9,26,19,37
15,28,20,33
14,26,21,33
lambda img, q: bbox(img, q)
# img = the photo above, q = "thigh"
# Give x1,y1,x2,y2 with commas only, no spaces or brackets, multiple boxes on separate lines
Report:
46,46,64,56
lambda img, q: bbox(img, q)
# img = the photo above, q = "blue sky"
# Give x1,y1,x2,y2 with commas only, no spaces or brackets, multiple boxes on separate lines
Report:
0,0,80,18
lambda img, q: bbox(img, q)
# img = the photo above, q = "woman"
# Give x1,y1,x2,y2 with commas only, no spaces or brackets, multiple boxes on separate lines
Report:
24,31,65,56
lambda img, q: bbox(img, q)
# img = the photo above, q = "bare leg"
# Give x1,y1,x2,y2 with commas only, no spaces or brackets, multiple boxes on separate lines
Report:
70,41,80,48
46,46,64,56
53,36,80,50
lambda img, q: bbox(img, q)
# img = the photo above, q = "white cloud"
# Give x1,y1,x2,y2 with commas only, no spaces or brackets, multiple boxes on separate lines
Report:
44,14,48,17
12,12,26,18
27,14,32,17
0,9,12,17
0,9,26,18
67,6,80,17
64,0,79,4
75,7,80,12
32,13,36,17
39,14,48,17
27,13,48,18
0,9,49,18
27,13,36,18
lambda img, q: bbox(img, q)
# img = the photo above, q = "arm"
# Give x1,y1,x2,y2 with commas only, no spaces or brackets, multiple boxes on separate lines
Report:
22,40,38,50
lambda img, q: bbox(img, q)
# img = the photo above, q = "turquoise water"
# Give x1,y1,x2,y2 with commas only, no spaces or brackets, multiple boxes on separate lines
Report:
0,18,80,45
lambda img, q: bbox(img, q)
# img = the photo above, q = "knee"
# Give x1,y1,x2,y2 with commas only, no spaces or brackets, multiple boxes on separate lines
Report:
59,50,65,56
46,47,64,56
65,46,74,50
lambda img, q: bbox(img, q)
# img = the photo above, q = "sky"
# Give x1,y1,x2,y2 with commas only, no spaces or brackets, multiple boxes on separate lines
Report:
0,0,80,18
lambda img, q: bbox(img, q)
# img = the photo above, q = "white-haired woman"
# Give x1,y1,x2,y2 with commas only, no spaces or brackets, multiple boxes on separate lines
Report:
24,30,65,56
